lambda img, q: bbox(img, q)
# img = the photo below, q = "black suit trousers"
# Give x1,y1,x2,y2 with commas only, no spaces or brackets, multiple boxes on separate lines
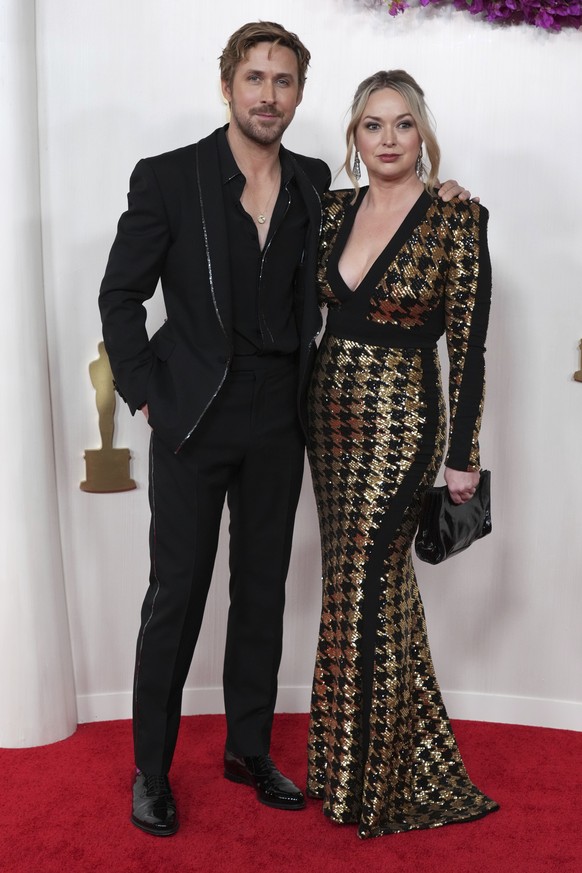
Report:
132,357,305,774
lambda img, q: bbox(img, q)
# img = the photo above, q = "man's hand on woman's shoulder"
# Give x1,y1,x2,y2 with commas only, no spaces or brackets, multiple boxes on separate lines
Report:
437,179,479,203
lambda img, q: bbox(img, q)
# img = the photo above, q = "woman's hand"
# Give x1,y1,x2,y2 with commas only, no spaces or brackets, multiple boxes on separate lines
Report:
444,467,480,505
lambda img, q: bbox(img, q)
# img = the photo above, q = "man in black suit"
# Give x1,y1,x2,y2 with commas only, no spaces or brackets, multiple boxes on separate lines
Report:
99,20,469,836
100,21,328,836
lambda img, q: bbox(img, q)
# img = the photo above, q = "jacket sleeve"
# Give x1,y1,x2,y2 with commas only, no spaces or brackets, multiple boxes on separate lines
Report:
98,158,170,413
444,201,492,471
319,161,332,195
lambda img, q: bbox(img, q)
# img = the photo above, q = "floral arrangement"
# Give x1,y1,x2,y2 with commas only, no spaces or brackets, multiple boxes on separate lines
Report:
379,1,582,31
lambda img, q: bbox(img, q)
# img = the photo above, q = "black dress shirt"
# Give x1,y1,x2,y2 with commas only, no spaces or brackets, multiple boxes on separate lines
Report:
217,127,308,356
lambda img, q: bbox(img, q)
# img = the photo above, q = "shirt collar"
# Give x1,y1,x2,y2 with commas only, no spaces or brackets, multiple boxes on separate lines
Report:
218,124,294,186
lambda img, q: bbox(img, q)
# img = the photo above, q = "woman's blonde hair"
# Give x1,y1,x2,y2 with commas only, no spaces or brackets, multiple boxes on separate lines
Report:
344,70,440,195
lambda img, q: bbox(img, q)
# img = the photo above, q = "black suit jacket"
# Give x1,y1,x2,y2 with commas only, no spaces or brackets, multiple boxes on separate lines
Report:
99,127,331,452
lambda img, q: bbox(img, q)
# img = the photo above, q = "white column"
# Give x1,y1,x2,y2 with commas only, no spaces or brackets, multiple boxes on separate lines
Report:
0,0,77,745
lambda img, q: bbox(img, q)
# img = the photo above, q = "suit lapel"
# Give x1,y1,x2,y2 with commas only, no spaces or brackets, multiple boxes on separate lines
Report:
285,149,324,349
195,131,233,342
193,134,324,357
285,149,323,244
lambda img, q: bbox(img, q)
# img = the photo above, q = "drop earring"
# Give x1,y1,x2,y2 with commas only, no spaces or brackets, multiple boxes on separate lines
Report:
352,150,361,181
416,146,424,179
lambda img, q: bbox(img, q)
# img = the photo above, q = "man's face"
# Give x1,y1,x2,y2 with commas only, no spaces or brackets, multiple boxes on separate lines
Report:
221,41,303,146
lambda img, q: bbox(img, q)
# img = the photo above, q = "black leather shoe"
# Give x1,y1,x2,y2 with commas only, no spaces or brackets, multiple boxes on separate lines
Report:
131,772,179,836
224,750,305,810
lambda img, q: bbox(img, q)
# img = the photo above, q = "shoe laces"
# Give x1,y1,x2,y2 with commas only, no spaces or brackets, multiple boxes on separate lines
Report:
256,754,274,767
144,774,172,797
248,754,278,777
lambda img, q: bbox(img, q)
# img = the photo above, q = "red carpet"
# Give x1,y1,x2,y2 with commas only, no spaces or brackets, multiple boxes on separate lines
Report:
2,714,581,872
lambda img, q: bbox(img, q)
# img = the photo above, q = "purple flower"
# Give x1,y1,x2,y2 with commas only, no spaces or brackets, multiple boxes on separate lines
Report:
387,0,410,14
380,0,582,30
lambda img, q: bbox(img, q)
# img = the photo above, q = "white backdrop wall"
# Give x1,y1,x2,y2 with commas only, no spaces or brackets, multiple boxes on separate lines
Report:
3,0,580,745
0,0,77,747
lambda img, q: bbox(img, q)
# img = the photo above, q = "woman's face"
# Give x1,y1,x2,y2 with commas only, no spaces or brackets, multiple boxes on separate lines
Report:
355,87,422,184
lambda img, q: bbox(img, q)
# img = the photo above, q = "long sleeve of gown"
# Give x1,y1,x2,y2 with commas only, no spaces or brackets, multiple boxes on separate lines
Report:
444,201,492,471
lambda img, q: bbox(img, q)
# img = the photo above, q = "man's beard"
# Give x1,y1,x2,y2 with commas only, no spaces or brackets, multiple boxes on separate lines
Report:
231,105,290,146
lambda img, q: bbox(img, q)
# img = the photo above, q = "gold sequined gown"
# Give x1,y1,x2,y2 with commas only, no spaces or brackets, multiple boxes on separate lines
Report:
306,188,498,838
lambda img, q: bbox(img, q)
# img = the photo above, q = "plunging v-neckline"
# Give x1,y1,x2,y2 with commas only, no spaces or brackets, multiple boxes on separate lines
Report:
331,188,431,299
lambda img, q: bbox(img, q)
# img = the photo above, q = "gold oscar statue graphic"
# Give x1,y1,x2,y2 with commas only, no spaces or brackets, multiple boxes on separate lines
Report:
80,342,136,492
575,339,582,383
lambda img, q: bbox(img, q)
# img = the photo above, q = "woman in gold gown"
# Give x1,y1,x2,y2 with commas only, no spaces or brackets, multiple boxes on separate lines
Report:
306,70,498,838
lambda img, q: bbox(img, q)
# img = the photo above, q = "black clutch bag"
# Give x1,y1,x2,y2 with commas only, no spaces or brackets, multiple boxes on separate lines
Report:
414,470,492,565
